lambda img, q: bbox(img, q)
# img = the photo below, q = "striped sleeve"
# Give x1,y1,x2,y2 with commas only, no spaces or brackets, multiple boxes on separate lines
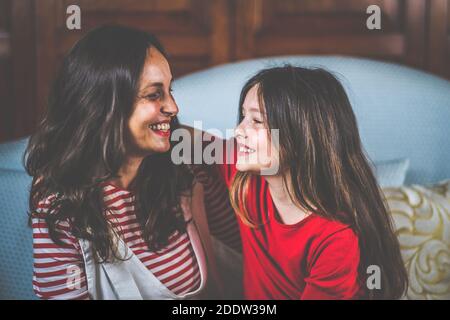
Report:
192,165,242,253
32,197,89,300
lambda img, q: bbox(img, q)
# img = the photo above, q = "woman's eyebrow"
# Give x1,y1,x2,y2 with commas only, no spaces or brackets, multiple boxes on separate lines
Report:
140,82,163,91
140,78,173,92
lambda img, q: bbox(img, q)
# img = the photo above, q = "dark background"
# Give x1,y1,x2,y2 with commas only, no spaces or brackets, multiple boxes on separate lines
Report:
0,0,449,143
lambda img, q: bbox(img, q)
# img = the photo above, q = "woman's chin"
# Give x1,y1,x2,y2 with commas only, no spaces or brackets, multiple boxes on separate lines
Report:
142,141,171,155
152,144,171,154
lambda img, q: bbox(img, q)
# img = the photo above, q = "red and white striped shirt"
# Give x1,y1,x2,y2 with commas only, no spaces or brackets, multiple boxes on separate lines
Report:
32,170,241,300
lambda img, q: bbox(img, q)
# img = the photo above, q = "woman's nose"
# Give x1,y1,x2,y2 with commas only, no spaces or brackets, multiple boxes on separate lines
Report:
161,96,179,118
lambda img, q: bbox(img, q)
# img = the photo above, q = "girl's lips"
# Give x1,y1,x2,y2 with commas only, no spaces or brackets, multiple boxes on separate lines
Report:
237,143,257,156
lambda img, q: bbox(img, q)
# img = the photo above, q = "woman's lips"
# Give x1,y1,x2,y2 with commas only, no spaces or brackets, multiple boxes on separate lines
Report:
149,121,171,137
151,128,171,137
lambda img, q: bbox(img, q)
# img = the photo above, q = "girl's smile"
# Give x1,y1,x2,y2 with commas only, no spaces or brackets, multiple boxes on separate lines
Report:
235,85,277,174
237,142,256,155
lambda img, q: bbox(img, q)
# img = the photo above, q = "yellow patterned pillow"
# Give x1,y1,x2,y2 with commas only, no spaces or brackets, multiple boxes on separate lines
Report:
383,180,450,299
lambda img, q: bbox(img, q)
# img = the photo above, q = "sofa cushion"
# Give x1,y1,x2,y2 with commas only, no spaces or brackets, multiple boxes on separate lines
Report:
374,158,410,187
0,138,29,171
0,169,36,299
383,180,450,299
173,56,450,185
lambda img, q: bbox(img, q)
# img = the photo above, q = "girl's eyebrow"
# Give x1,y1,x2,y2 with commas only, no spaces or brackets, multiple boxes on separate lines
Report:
244,107,265,114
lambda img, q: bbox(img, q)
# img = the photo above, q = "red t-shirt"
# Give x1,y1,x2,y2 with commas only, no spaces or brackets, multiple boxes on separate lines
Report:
216,139,365,300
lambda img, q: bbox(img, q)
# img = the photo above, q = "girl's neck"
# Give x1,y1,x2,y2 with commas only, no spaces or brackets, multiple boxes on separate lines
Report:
264,174,292,204
264,174,312,225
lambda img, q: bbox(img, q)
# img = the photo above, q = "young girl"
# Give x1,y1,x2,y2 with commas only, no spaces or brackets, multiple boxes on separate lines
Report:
25,25,225,300
198,65,408,299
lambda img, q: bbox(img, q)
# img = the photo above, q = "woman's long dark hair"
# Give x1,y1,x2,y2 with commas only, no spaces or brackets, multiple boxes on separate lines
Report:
25,25,193,261
230,66,408,299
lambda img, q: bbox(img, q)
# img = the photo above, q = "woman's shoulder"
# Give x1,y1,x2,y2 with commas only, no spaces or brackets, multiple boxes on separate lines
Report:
35,193,58,209
32,193,74,235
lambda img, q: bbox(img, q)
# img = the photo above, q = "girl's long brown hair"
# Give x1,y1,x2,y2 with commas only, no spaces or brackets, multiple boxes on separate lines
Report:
230,66,408,299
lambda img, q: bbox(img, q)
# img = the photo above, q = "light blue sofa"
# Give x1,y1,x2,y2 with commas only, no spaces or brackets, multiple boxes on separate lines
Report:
1,56,449,299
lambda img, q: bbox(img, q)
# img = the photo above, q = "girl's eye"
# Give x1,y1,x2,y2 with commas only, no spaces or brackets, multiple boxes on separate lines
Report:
252,119,263,124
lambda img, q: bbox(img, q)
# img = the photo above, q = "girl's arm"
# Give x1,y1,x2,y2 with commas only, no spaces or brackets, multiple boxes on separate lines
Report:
32,199,89,300
301,228,362,300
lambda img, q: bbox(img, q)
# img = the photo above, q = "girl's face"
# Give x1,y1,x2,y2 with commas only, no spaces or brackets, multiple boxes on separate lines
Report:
234,85,279,174
127,47,178,157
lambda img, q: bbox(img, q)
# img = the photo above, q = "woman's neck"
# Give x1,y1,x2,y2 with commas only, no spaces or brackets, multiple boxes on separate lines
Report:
112,155,144,190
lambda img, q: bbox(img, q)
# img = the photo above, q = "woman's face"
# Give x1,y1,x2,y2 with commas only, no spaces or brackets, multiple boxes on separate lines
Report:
127,47,178,157
234,85,279,175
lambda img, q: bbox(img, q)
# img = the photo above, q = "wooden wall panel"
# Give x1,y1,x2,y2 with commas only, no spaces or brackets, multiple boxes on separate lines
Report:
32,0,231,122
1,0,36,142
11,0,36,139
0,55,12,143
51,0,230,76
446,0,450,79
428,0,449,78
1,0,449,143
0,0,11,142
448,1,450,78
234,0,427,67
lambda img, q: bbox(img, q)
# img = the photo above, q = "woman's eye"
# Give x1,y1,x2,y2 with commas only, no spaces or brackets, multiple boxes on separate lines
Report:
146,92,161,101
252,119,263,124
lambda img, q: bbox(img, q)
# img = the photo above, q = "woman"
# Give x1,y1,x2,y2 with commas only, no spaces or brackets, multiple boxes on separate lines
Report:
197,65,408,299
25,25,222,300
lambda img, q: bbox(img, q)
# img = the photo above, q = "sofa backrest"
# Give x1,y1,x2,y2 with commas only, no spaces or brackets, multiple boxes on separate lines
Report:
0,55,449,299
0,169,35,299
173,55,450,185
0,138,28,171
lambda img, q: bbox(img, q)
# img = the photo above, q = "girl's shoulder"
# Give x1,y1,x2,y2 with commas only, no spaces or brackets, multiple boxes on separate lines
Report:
307,214,359,246
306,215,360,271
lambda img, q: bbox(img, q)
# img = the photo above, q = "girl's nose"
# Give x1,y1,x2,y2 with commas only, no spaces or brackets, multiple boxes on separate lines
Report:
235,122,247,140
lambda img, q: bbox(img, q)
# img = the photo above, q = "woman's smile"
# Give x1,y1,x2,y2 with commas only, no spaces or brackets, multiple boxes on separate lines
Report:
148,120,171,138
128,47,178,155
